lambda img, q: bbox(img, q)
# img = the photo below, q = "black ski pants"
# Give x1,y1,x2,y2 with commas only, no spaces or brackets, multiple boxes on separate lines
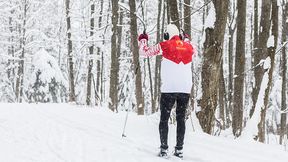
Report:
159,93,190,150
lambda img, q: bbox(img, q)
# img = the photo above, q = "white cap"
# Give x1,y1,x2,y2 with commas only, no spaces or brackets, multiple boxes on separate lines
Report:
167,24,179,39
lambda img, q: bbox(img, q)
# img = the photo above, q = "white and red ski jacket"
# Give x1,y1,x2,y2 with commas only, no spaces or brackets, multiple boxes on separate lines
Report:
139,35,195,93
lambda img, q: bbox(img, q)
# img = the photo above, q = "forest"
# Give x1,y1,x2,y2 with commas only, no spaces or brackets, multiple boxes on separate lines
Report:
0,0,287,146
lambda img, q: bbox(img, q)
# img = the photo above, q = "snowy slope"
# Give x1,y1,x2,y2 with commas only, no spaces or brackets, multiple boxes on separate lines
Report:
0,103,287,162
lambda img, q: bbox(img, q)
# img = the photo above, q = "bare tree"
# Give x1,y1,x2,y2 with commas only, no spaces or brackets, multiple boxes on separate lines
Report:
65,0,76,102
86,2,95,106
219,61,226,129
184,0,191,36
15,0,28,103
280,0,288,145
109,0,120,112
251,0,272,118
227,0,236,128
129,0,145,115
197,0,229,134
232,0,247,137
96,0,104,105
153,0,163,113
258,0,278,143
7,6,16,96
167,0,180,28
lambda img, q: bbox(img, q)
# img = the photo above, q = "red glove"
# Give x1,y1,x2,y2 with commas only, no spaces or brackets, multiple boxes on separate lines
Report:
138,33,148,41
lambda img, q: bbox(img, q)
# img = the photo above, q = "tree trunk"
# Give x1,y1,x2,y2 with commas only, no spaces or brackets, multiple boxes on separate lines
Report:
232,0,247,137
109,0,119,112
250,0,260,118
227,2,236,128
86,3,95,106
280,1,288,145
96,0,104,105
251,0,272,118
167,0,180,28
129,0,145,115
65,0,76,102
258,0,278,143
219,61,226,129
197,0,229,134
15,0,28,103
184,0,191,36
153,0,163,114
166,0,170,24
7,8,15,96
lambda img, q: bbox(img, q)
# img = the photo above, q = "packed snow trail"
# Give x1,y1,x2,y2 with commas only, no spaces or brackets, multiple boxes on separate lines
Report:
0,103,287,162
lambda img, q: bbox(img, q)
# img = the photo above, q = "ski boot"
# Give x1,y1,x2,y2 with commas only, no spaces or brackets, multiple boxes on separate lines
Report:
173,148,183,159
158,148,169,158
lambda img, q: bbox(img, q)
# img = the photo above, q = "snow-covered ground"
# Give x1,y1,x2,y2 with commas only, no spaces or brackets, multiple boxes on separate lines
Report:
0,103,287,162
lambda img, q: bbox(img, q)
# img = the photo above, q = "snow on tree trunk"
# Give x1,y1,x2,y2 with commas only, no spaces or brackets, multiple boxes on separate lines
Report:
242,57,271,141
251,0,272,118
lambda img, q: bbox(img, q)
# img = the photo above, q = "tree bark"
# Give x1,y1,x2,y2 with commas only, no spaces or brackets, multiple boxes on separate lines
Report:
129,0,145,115
280,1,288,145
7,8,15,97
153,0,163,114
65,0,76,102
251,0,272,118
167,0,180,28
197,0,229,134
232,0,246,137
219,61,226,129
184,0,191,36
86,3,95,106
258,0,278,143
227,2,236,128
96,0,104,105
109,0,120,112
15,0,28,103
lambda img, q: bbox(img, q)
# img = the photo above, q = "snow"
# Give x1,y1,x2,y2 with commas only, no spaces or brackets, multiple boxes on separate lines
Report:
0,103,287,162
204,3,216,29
32,49,66,85
263,56,271,70
242,57,271,140
201,3,216,46
267,35,275,48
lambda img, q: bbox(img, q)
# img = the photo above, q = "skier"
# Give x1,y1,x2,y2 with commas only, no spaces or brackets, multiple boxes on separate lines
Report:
138,24,195,158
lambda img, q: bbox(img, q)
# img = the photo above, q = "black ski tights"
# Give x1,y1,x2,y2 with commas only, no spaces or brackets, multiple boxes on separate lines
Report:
159,93,190,150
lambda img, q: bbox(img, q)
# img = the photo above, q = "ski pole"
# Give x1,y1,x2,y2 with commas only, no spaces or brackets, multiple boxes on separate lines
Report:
122,109,129,137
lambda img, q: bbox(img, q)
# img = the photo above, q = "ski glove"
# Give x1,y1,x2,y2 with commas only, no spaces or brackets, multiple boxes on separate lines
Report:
138,33,148,41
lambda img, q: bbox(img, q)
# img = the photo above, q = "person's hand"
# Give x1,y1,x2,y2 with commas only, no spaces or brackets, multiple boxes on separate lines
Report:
138,33,148,41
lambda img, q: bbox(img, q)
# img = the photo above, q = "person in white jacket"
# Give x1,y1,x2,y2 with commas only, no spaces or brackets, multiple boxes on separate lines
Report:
138,24,195,158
